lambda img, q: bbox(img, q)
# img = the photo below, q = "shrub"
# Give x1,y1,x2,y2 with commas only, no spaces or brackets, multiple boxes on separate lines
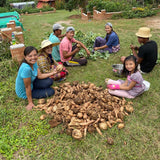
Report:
0,7,9,13
0,41,12,61
55,0,65,10
117,7,158,19
0,5,54,14
0,0,6,7
9,7,22,13
87,0,132,13
40,6,54,12
65,0,78,12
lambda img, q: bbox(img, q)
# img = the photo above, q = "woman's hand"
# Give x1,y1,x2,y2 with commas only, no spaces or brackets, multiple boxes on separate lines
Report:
52,68,58,74
26,102,35,110
130,44,135,50
75,47,81,53
86,49,90,56
94,47,99,51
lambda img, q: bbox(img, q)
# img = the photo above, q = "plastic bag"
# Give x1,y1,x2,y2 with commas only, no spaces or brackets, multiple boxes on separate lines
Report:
143,80,150,91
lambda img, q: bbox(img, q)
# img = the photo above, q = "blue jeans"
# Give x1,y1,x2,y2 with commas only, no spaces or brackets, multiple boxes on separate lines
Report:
32,78,55,99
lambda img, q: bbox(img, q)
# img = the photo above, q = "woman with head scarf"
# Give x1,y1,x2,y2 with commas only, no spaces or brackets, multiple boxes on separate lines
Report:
93,22,120,54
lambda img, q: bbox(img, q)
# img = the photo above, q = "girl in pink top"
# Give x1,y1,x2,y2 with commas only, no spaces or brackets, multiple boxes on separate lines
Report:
60,27,90,66
106,55,145,98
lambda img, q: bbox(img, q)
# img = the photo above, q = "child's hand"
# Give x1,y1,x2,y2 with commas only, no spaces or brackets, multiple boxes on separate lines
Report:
107,84,120,90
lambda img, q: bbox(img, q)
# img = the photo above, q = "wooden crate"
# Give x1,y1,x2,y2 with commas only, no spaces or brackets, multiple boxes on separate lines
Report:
15,32,24,43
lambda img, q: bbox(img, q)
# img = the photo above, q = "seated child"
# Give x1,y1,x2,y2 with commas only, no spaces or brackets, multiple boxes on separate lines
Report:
106,55,146,98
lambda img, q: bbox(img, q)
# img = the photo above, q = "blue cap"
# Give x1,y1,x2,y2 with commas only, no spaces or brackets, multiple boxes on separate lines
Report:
66,26,75,32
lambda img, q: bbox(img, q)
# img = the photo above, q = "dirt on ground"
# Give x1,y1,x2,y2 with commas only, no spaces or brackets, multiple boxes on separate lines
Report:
68,15,81,19
145,13,160,29
146,18,160,29
56,20,73,25
56,15,81,25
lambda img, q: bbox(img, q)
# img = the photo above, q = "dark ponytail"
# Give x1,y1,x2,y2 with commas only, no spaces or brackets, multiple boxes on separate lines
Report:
18,46,38,70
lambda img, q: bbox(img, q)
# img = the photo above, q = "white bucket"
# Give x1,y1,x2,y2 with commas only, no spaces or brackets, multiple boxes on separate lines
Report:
143,80,150,91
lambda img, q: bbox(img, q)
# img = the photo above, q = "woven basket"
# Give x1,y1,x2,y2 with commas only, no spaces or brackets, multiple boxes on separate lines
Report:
15,26,22,32
9,20,16,25
15,32,24,43
7,22,15,30
1,28,12,41
10,44,25,63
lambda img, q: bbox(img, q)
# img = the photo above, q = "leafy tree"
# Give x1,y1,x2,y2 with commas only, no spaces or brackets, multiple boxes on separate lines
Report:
65,0,87,12
65,0,78,11
0,0,6,7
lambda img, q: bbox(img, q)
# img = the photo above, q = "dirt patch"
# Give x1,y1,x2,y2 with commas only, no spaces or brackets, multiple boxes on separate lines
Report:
56,15,81,26
68,15,81,19
56,20,73,25
42,23,52,27
146,17,160,29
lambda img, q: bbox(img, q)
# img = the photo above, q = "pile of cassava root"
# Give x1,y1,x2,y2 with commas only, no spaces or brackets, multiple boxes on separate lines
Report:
35,81,134,140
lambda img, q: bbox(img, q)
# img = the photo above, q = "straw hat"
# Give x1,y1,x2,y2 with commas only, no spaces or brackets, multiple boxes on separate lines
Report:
135,27,152,38
38,39,60,52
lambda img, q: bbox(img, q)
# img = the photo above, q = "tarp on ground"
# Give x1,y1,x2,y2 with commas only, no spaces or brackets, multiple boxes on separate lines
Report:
0,11,24,30
0,11,20,20
10,1,35,9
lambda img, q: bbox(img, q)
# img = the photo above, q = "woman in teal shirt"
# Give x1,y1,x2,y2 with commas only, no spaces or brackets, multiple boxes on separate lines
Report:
16,46,58,110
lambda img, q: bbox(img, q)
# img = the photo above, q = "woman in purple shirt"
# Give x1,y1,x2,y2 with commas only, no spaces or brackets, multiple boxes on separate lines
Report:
93,22,120,53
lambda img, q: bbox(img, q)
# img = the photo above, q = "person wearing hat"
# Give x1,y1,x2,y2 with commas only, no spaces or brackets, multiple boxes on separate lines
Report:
121,27,158,73
59,26,90,66
15,46,56,110
49,23,65,62
37,39,68,81
93,22,120,54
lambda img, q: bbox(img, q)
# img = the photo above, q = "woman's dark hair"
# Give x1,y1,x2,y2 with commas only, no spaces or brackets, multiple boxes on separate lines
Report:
18,46,38,69
24,46,38,56
122,55,138,76
105,27,120,44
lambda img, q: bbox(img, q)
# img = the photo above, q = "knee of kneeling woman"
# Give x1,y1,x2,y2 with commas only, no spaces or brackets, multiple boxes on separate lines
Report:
80,58,87,66
83,59,87,65
47,78,54,86
46,88,55,97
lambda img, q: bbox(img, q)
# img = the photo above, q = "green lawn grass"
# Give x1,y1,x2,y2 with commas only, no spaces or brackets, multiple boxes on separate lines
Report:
0,10,160,160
